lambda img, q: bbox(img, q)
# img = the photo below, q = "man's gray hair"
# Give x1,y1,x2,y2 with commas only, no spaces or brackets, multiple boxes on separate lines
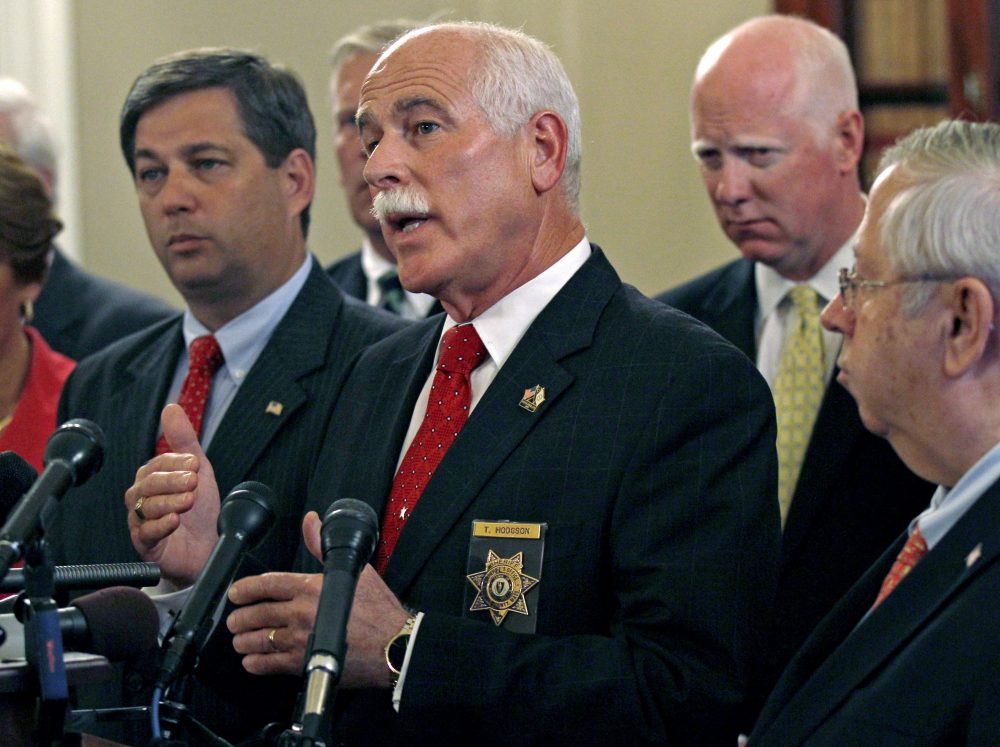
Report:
388,22,582,212
0,77,57,184
329,19,427,77
877,119,1000,315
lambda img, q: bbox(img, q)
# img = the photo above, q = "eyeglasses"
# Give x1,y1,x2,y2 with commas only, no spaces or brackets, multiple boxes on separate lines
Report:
837,266,955,310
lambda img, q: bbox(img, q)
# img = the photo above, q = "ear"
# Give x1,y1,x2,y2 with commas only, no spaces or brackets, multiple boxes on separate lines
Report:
943,277,995,377
281,148,315,223
832,109,864,175
526,111,568,196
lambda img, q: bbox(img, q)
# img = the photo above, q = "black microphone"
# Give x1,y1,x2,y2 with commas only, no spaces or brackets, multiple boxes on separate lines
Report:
0,562,160,593
155,480,276,692
0,451,37,521
0,420,105,581
13,585,159,661
298,498,378,741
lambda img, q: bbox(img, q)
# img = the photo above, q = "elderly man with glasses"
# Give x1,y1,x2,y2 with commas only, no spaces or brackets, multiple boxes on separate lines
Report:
750,119,1000,745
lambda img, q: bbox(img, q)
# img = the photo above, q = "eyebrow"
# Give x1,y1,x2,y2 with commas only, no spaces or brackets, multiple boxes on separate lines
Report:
134,142,232,162
357,95,451,136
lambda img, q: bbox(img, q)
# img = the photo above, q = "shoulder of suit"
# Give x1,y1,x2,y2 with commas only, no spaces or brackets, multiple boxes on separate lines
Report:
655,258,749,309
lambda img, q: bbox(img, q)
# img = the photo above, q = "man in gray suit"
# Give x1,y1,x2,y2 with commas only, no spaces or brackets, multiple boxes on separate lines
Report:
656,16,934,716
0,76,174,359
50,48,405,742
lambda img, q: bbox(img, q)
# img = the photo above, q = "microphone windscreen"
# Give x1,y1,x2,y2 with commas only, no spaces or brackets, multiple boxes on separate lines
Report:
0,452,37,521
73,586,160,661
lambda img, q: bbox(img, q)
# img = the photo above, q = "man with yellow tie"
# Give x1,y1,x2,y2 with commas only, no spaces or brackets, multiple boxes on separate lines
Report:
656,14,935,718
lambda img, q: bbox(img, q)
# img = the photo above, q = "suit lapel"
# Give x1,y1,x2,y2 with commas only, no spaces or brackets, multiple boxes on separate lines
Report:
762,481,1000,743
781,378,865,554
207,265,338,495
698,259,757,358
384,248,619,594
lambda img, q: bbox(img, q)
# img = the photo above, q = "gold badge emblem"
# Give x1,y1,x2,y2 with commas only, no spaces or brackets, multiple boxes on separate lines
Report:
518,385,546,413
466,550,540,626
265,400,284,416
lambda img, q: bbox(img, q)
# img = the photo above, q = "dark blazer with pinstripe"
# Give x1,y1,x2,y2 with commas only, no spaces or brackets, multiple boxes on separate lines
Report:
49,259,406,570
303,247,781,746
751,479,1000,745
47,259,407,742
656,257,936,717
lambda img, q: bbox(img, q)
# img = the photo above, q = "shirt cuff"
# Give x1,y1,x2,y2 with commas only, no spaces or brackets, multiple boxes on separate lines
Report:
391,610,425,712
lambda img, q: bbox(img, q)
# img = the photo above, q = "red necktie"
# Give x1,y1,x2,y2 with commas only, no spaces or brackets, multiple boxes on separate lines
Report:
155,335,224,455
374,324,488,574
872,523,928,609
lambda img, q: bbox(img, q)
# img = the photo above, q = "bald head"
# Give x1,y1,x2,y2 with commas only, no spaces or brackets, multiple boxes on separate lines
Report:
690,15,865,280
695,15,857,133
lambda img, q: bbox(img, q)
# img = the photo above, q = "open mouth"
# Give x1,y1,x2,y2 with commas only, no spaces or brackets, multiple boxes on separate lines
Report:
387,212,430,234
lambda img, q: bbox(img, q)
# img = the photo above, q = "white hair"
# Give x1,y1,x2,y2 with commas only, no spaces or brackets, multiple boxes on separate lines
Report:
388,22,582,212
876,120,1000,316
0,77,57,183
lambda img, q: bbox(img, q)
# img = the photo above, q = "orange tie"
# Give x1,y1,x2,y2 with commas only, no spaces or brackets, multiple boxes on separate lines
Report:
374,324,488,574
155,335,224,455
872,524,928,609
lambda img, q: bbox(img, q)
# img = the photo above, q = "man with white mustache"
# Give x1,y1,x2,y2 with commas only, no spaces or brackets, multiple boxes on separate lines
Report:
139,21,781,745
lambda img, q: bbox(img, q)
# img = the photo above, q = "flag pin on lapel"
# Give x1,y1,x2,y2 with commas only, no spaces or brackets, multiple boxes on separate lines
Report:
266,401,284,416
966,542,983,568
519,385,546,413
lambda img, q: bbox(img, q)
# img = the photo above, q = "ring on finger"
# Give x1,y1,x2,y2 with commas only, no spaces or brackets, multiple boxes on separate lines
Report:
267,628,279,650
134,495,146,521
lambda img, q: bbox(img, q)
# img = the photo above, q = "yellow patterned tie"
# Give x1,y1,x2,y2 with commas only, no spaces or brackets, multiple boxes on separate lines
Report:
774,285,825,528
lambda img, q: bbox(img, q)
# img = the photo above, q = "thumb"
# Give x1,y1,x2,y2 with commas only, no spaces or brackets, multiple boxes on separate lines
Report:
303,511,323,562
161,403,207,461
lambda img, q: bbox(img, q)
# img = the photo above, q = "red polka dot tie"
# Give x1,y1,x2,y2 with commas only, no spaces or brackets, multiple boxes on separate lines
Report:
374,324,488,574
872,523,928,610
155,335,224,455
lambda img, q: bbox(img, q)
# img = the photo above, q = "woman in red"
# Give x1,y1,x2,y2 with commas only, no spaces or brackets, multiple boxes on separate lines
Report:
0,145,74,471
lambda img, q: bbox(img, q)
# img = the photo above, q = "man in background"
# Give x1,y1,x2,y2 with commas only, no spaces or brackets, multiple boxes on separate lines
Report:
752,119,1000,744
656,15,934,711
0,76,174,360
324,20,439,319
51,48,405,742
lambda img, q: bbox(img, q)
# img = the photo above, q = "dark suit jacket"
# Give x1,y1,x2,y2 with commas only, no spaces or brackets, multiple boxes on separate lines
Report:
34,248,176,361
657,258,936,714
751,479,1000,745
326,249,444,317
304,247,781,746
325,250,367,301
50,260,408,742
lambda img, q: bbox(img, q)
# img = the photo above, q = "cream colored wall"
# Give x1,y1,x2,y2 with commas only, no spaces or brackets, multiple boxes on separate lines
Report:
71,0,769,307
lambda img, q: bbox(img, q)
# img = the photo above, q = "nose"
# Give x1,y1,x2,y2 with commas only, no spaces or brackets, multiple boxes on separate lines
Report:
712,158,751,206
362,133,407,191
160,168,197,215
821,293,854,336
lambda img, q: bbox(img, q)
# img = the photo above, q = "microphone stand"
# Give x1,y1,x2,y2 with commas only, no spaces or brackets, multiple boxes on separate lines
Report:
21,536,70,745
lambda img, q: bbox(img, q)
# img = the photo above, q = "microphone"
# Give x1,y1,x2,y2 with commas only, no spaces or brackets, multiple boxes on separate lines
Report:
155,480,276,692
0,420,105,580
0,561,160,593
298,498,378,740
9,586,159,661
0,451,37,521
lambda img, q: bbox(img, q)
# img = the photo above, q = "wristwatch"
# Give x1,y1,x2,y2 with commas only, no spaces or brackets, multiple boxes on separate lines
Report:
384,615,418,688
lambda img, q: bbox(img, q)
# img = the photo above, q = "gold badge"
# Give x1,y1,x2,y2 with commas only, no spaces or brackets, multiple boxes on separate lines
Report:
466,550,540,626
518,385,546,413
265,401,284,416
